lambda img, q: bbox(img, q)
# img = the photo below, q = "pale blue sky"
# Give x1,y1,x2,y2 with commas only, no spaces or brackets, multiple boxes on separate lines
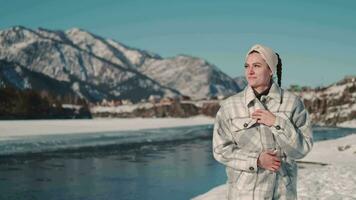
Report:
1,0,355,87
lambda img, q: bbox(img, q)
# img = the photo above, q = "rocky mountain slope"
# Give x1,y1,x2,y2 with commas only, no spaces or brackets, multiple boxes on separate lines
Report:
0,26,242,102
298,76,356,126
0,26,179,102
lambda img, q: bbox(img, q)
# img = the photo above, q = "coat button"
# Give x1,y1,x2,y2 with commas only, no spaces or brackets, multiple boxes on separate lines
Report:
249,166,254,171
275,125,281,130
243,123,248,127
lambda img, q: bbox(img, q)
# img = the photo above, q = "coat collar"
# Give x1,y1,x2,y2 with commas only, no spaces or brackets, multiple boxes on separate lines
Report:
244,80,282,107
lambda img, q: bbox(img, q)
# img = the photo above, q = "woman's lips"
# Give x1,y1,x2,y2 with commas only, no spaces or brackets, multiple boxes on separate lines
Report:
248,77,256,79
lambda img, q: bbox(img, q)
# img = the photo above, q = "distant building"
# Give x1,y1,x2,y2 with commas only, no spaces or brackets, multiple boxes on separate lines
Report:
180,95,191,101
159,97,175,105
148,95,161,104
100,99,123,106
109,100,122,106
217,95,225,100
208,96,218,100
101,99,108,106
122,99,133,105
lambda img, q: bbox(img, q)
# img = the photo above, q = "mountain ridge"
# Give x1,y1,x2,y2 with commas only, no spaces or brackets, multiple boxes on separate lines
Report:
0,26,243,102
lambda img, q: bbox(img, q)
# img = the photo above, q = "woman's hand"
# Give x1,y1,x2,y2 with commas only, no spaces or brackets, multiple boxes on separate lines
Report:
258,150,281,172
251,109,276,127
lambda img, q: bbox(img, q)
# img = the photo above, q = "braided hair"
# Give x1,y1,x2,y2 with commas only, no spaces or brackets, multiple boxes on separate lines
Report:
275,53,282,87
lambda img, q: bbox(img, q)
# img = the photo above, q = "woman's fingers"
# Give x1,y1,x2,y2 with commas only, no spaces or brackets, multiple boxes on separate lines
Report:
258,150,283,172
252,112,268,124
259,150,282,172
266,150,277,155
251,113,262,118
252,111,265,116
255,109,269,114
251,115,259,119
271,162,281,170
273,162,281,168
271,166,280,172
251,115,263,123
252,109,267,115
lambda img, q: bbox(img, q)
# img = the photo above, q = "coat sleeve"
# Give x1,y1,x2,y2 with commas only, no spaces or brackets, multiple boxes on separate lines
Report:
271,97,313,160
212,105,259,173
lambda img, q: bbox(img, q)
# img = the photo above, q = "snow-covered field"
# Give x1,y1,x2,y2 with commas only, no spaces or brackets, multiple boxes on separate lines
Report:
1,117,353,137
192,134,356,200
0,116,215,155
0,115,214,137
338,119,356,128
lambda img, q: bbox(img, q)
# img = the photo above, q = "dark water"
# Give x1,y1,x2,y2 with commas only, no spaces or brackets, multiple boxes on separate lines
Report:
0,126,355,200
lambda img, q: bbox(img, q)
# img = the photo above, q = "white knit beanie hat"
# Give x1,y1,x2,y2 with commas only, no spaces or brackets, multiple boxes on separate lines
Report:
245,44,278,75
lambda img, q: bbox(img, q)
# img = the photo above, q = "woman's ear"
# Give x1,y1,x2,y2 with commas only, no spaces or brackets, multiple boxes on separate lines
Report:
269,68,273,76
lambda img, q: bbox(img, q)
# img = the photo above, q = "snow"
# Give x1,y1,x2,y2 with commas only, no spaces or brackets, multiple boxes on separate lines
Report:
297,165,356,199
301,77,355,101
62,104,82,110
0,116,214,155
325,103,356,121
300,134,356,165
338,119,356,128
324,84,347,98
139,55,238,100
106,38,145,66
299,92,314,100
91,103,154,113
1,115,355,198
192,134,356,200
91,100,220,114
66,28,128,68
1,26,182,101
0,115,214,137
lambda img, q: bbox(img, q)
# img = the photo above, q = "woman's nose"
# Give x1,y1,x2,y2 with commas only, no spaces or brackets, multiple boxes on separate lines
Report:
247,67,254,74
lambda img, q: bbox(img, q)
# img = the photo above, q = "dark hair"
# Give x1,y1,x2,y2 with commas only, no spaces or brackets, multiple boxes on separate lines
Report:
275,53,282,87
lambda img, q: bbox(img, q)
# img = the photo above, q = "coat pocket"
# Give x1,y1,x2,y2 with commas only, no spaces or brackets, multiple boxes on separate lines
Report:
226,167,256,190
230,117,256,132
235,171,257,190
226,167,243,184
229,117,259,150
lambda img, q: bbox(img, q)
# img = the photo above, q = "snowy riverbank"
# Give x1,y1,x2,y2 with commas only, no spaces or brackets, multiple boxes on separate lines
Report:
0,115,214,137
1,117,355,137
0,117,355,157
0,116,215,155
1,117,356,199
192,134,356,200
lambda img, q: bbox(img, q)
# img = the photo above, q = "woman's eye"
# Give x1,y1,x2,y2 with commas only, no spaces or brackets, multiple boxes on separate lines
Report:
244,65,248,68
254,65,260,68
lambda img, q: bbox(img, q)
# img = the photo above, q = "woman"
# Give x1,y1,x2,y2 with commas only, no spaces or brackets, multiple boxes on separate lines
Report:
212,44,313,200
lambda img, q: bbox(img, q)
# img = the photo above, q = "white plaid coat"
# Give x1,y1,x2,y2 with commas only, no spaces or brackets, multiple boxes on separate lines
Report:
212,80,313,200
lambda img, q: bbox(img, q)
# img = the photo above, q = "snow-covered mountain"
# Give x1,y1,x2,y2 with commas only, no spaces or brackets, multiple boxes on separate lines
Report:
63,27,162,69
60,27,242,99
0,26,242,102
298,76,356,126
0,26,180,102
0,59,76,98
138,55,241,100
233,76,248,89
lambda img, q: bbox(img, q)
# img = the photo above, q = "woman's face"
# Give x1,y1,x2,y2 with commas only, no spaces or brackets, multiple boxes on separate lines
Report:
244,52,273,90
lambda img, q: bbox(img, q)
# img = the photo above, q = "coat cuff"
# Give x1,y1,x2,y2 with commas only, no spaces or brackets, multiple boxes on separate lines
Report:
245,152,259,173
273,116,287,132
